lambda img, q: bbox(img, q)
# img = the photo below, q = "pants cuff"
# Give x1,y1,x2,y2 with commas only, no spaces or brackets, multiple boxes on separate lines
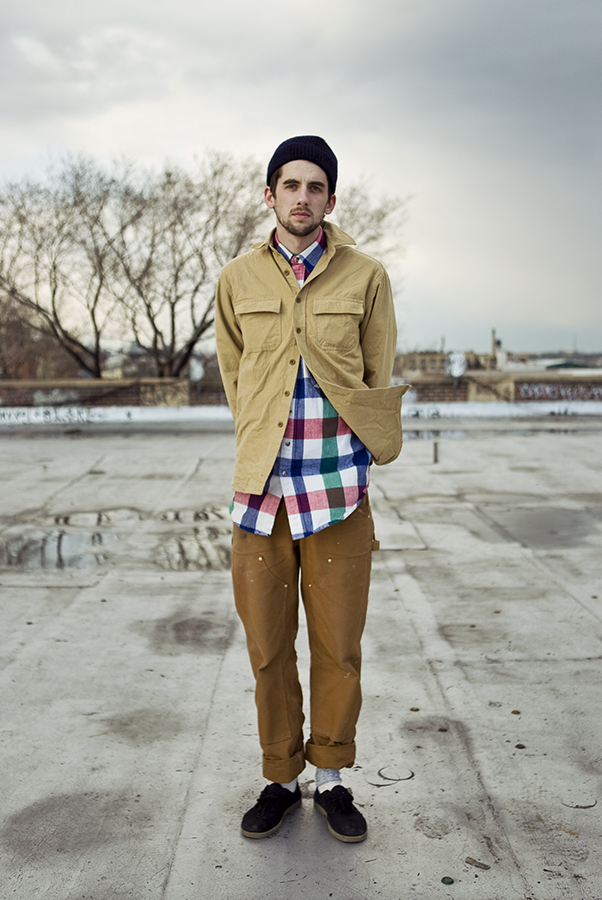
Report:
304,740,356,771
262,749,305,783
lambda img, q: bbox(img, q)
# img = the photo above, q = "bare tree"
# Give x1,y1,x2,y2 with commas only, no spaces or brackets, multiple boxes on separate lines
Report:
108,153,271,377
0,153,271,379
0,159,125,377
332,177,407,269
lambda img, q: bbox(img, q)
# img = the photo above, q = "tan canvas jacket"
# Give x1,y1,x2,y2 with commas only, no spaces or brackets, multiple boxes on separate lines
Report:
215,221,409,494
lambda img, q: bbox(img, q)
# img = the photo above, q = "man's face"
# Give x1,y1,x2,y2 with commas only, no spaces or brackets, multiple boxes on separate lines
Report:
264,160,336,243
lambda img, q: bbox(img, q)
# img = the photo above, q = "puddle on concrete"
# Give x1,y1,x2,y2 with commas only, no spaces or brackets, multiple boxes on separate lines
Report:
1,506,231,571
0,530,120,569
159,506,229,524
52,509,142,526
155,526,231,571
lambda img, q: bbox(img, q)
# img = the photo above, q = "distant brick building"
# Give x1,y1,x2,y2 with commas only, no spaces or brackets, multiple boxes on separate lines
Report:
394,349,496,379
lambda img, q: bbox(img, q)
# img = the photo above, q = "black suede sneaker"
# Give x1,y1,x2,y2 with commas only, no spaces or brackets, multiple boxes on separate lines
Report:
241,783,302,839
313,785,367,843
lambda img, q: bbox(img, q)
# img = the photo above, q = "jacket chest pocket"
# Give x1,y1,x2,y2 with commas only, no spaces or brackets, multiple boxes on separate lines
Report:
235,298,282,352
314,297,363,351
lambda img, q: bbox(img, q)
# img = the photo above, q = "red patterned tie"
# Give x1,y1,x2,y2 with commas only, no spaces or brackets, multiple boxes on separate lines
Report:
290,254,309,285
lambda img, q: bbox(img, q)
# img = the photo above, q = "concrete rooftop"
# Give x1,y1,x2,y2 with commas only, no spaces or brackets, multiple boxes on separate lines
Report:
0,418,601,900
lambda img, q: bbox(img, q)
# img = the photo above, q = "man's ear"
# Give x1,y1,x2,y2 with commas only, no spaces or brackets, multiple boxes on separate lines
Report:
264,186,275,210
326,193,336,215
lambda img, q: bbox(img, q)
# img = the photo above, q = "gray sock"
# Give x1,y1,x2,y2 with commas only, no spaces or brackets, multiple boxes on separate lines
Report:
315,767,342,793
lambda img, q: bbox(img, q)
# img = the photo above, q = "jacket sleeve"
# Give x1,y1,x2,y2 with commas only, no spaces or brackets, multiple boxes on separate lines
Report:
214,270,243,418
360,268,398,389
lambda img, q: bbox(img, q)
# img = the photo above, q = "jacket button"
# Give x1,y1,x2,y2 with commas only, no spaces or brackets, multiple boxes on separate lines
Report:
284,390,290,397
296,298,302,303
285,270,291,277
295,327,301,334
289,359,296,365
278,421,284,427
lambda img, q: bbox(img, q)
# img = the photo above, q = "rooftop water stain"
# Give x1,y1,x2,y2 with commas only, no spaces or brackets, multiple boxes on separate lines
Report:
134,607,235,656
0,505,232,571
160,505,229,523
0,790,152,859
481,506,601,550
99,708,185,745
413,813,454,840
0,530,119,569
155,526,231,571
52,508,142,526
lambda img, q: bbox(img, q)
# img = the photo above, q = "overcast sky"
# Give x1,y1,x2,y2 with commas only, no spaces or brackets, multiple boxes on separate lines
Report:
1,0,600,352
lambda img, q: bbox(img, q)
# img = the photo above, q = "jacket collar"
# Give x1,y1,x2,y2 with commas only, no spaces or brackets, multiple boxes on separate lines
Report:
253,220,356,251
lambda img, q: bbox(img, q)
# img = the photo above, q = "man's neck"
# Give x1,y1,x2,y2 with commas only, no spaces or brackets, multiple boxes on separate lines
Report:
275,225,322,255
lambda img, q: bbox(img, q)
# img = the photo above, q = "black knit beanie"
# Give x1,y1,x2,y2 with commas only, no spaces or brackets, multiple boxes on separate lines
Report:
266,135,338,193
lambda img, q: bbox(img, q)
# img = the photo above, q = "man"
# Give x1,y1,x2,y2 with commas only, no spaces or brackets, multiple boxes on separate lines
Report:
215,136,406,842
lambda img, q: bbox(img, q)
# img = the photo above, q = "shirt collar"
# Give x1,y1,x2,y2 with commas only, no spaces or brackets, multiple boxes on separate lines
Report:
273,227,326,269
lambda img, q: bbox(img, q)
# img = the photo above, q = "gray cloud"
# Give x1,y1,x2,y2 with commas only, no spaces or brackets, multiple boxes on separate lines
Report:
3,1,599,147
1,28,175,119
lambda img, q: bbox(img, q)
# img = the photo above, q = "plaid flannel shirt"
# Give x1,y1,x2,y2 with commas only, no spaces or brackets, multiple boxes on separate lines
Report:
231,228,371,539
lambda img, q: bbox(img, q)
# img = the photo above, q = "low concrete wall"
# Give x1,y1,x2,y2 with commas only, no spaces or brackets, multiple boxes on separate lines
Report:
407,371,602,404
0,379,226,408
1,371,601,409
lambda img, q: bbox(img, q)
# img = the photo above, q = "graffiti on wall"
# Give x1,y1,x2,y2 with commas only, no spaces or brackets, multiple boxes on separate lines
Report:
0,406,104,425
518,382,602,402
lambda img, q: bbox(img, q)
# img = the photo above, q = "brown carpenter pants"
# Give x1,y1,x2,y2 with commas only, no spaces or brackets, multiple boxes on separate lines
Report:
231,494,376,783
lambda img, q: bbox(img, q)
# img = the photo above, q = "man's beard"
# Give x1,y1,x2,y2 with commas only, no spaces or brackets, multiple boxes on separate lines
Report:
277,211,324,237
